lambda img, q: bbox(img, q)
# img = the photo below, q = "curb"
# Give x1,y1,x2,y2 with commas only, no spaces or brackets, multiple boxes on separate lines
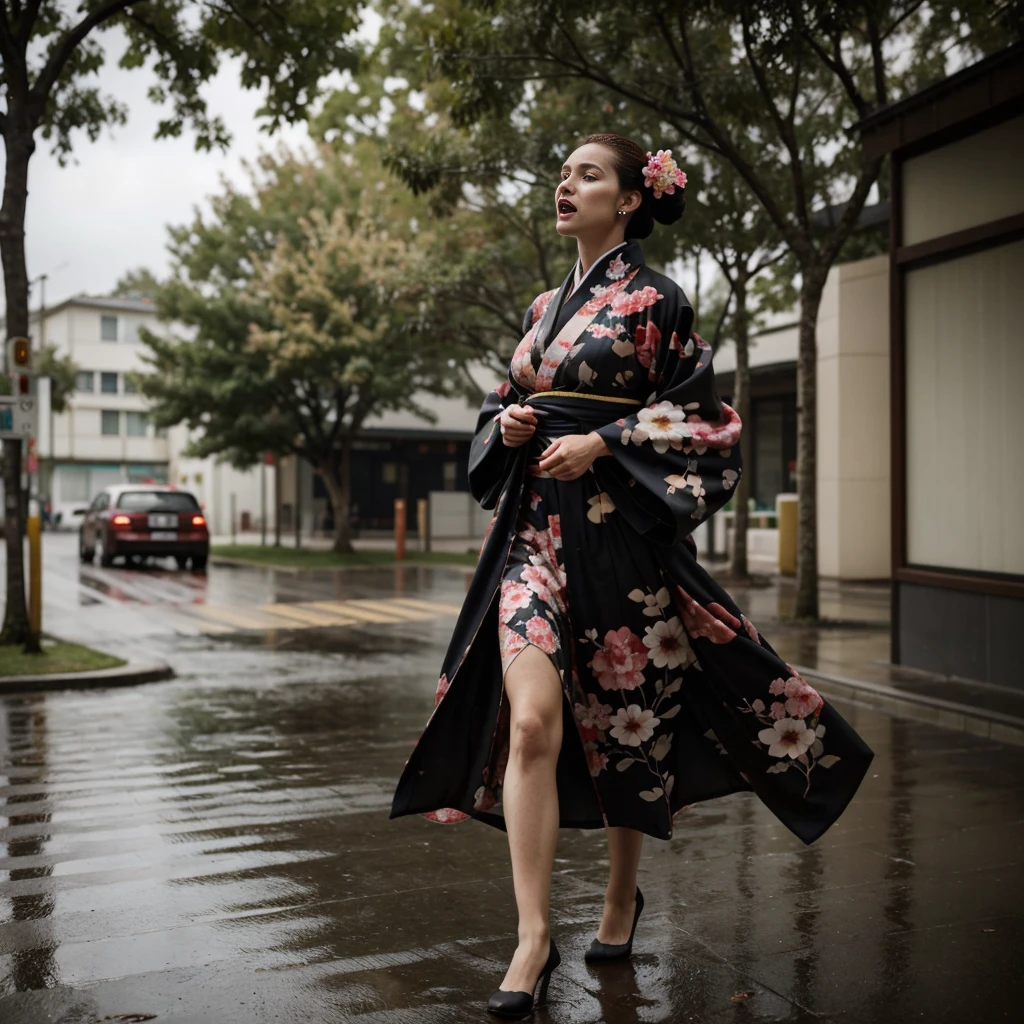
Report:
797,665,1024,748
0,661,175,696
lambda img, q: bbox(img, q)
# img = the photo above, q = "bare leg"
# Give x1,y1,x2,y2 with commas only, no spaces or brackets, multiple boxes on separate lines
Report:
499,643,564,993
595,826,644,943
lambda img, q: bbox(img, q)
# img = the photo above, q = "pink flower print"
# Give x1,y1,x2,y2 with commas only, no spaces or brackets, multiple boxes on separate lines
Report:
758,717,816,759
495,379,511,398
584,741,609,776
425,807,470,824
610,286,664,318
769,701,788,720
685,402,742,451
678,593,737,644
606,253,630,280
587,323,621,340
547,513,562,550
768,677,787,696
634,320,661,370
525,614,558,653
575,693,613,731
434,673,450,705
499,580,532,623
499,620,528,674
669,330,683,352
782,675,824,719
588,626,650,691
609,704,660,747
530,289,556,324
743,617,761,644
473,785,497,812
580,272,636,316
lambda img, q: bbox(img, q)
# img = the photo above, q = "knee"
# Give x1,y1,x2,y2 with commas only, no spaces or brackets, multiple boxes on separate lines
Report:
510,713,560,765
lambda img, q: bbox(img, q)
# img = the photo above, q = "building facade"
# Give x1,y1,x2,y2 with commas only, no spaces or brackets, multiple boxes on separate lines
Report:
857,42,1024,687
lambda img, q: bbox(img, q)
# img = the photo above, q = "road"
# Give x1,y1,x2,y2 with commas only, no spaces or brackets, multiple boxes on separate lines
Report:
0,534,1021,1022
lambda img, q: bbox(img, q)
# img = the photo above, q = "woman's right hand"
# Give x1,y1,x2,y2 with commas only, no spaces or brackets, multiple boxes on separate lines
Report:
499,404,538,448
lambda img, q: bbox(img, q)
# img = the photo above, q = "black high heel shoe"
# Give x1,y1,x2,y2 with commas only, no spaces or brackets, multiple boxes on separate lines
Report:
487,938,561,1019
584,886,644,963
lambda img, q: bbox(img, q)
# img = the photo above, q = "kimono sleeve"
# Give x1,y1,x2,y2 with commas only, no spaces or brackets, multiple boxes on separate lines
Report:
467,380,518,509
593,293,743,546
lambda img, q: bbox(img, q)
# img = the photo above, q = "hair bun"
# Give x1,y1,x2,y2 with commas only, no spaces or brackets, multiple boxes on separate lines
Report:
652,188,686,226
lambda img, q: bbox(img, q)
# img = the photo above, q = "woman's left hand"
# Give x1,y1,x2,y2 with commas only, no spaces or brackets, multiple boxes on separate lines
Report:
537,433,609,480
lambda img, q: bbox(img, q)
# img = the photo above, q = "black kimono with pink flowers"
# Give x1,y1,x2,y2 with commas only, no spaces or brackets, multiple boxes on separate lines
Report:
391,240,872,845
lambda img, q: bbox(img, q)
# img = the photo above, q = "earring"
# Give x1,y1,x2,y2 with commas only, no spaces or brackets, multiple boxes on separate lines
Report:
618,210,627,216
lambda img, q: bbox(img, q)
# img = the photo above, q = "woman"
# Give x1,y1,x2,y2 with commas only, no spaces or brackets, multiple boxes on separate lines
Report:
391,134,873,1018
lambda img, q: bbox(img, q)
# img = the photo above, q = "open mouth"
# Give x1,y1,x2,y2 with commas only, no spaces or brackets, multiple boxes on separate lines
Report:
557,198,577,215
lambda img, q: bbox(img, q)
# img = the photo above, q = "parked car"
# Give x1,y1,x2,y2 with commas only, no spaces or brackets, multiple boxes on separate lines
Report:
79,485,209,570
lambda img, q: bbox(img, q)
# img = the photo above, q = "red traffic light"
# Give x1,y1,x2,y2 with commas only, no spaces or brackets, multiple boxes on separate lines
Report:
16,374,30,395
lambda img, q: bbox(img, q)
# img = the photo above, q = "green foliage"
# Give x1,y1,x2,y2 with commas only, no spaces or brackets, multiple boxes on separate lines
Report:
109,267,162,301
138,142,460,468
34,345,78,414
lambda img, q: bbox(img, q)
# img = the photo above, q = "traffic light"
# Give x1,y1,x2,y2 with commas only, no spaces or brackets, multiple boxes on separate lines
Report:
6,336,32,373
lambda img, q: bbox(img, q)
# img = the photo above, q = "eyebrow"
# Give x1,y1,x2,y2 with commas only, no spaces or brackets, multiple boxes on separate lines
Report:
561,162,605,173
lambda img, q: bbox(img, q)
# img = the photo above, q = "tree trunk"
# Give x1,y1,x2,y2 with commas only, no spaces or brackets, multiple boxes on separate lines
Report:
0,123,39,650
729,269,751,580
794,267,827,621
319,440,354,555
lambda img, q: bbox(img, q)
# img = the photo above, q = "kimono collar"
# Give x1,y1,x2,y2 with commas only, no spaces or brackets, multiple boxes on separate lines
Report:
534,240,646,350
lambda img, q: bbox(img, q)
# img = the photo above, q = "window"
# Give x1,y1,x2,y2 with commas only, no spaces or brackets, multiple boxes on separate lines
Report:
100,372,118,394
123,375,138,394
100,410,120,436
100,315,118,341
117,490,199,512
76,371,94,392
154,424,168,438
125,411,148,437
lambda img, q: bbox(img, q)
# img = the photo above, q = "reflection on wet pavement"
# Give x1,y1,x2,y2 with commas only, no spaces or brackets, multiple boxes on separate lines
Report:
0,537,1021,1022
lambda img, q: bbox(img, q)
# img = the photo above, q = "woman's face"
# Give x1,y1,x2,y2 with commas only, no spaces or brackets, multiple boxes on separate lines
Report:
555,143,639,239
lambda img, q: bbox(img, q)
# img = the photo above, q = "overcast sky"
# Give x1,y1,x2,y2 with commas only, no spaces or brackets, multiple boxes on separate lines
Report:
1,14,381,315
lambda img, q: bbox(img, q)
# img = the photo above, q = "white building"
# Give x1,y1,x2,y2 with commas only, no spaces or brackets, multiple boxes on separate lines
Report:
16,294,271,531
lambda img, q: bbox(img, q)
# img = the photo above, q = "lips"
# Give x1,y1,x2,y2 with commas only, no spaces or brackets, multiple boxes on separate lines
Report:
557,198,577,214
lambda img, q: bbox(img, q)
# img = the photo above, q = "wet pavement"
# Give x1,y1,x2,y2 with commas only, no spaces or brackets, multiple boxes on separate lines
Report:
0,535,1022,1022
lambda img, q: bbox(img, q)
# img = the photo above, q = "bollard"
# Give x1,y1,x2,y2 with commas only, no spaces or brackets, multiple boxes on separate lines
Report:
417,497,429,553
776,492,798,576
27,498,42,635
394,498,406,561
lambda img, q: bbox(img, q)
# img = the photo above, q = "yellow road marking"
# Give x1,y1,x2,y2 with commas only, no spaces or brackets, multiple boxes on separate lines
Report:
191,605,299,630
303,600,402,624
343,599,436,621
259,603,356,627
390,597,465,616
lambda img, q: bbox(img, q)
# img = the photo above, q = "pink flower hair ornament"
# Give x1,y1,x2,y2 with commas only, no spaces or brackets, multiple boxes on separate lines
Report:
643,149,687,199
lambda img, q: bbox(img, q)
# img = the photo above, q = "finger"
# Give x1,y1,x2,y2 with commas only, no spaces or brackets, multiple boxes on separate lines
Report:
509,407,537,424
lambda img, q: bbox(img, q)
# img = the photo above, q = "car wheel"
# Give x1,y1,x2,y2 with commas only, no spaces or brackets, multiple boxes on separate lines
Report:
175,555,189,570
79,531,94,563
191,555,208,571
97,534,115,568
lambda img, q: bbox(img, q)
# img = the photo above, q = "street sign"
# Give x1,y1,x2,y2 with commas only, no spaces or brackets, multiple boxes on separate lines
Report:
0,394,35,439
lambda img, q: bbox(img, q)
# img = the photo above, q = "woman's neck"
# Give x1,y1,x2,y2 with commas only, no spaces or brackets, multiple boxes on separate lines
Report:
576,233,627,279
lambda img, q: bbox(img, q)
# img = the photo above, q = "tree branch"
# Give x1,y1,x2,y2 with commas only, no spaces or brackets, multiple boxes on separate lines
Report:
30,0,144,107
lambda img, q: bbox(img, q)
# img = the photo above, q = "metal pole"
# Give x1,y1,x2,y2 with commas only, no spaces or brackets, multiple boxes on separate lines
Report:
394,498,406,561
230,492,237,546
27,498,41,635
273,455,282,547
294,456,302,549
260,460,267,546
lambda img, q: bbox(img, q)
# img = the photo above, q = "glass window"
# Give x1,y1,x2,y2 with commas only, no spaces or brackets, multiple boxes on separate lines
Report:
100,372,118,394
116,490,199,512
123,375,138,394
61,466,91,502
76,371,94,392
154,424,168,438
125,411,148,437
100,314,118,341
100,410,120,436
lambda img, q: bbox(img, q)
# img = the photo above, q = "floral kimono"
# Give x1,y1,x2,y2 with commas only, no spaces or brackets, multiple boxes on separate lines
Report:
391,240,872,845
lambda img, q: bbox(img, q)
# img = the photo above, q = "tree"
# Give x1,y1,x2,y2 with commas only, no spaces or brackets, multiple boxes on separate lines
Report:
109,267,162,301
1,0,364,647
407,0,1011,618
35,343,78,415
140,146,461,553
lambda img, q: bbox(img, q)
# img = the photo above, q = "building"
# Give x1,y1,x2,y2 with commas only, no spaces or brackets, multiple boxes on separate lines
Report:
14,294,271,531
856,42,1024,686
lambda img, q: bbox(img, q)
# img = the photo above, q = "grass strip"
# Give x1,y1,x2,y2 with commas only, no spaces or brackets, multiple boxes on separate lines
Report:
211,544,479,570
0,639,126,678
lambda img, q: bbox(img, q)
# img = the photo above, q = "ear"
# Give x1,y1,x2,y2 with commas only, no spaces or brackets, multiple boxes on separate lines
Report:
622,190,643,214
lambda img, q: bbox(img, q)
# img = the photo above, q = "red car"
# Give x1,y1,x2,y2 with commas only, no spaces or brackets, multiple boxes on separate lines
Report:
79,484,209,570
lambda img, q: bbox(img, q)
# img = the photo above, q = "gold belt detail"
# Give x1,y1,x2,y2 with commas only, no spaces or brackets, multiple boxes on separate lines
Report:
528,390,642,406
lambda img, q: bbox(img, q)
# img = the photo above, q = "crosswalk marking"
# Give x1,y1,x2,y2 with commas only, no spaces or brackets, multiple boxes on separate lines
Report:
258,603,358,628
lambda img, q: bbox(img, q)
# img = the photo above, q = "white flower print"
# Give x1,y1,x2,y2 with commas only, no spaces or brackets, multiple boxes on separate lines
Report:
643,617,695,669
629,400,691,454
722,468,739,490
609,704,660,747
757,718,817,759
628,586,671,617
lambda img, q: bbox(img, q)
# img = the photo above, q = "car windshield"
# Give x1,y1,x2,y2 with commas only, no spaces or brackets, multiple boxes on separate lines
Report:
116,491,200,512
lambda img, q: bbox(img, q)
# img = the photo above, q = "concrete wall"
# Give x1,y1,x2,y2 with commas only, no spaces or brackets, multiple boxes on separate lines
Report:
816,254,891,579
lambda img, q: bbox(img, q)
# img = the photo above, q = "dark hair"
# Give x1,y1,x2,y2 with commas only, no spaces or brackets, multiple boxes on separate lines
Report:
579,133,686,240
